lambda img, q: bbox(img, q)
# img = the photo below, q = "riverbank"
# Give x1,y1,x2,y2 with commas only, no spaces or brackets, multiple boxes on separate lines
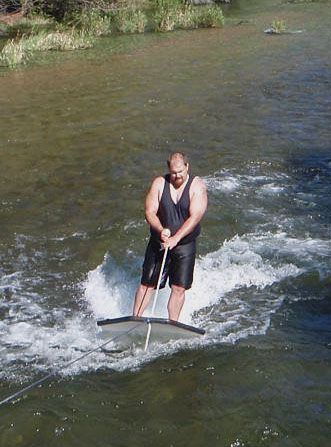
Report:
0,1,225,69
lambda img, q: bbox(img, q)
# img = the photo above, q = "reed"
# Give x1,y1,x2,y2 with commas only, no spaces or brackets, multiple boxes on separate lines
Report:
176,5,197,30
193,5,225,28
0,38,30,68
153,7,179,32
270,19,286,34
152,0,181,32
31,31,95,51
69,9,112,36
0,1,224,69
153,3,224,32
113,8,148,34
0,31,94,68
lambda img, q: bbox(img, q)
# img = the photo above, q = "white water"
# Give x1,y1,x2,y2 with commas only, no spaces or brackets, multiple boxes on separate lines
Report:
1,167,330,381
0,230,321,381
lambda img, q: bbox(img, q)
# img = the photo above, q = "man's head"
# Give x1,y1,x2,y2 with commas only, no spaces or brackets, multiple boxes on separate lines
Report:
167,152,189,188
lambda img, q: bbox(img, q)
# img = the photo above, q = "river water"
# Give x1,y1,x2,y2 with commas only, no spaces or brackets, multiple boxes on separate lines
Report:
1,0,331,445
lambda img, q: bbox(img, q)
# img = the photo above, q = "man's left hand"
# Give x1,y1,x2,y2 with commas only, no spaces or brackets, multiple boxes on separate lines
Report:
162,235,180,250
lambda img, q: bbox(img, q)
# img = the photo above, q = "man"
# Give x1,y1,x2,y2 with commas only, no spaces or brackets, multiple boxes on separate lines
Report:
133,152,208,321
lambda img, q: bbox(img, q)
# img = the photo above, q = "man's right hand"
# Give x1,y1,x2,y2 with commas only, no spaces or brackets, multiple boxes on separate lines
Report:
160,228,171,242
162,234,180,250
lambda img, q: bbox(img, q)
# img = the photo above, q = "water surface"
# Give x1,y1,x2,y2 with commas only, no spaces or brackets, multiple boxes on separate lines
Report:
1,0,331,445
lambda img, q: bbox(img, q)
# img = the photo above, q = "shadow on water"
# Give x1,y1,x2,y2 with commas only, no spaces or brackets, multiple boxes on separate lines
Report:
261,64,331,150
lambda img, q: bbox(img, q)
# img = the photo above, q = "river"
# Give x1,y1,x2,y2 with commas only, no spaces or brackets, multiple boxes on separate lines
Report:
0,0,330,445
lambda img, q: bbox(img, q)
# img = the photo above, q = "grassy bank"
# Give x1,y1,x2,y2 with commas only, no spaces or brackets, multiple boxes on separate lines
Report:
0,1,224,68
1,28,95,68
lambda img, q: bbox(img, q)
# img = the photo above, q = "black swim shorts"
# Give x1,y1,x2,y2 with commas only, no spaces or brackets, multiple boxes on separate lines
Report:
141,238,196,290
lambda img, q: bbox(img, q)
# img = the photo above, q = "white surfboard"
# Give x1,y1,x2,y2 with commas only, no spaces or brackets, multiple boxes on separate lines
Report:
97,316,205,349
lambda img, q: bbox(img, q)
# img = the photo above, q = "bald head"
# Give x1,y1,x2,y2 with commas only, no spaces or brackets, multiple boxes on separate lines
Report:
167,152,189,189
167,152,189,168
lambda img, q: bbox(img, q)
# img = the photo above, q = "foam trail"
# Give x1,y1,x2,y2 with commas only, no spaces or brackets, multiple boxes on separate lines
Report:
180,233,303,324
84,231,319,335
84,254,136,319
204,174,240,193
1,229,329,380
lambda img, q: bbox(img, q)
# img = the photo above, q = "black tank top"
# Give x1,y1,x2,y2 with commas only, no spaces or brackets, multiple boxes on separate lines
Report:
150,174,201,245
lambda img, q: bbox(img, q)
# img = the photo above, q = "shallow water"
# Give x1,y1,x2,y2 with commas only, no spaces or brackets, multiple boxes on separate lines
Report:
1,0,331,445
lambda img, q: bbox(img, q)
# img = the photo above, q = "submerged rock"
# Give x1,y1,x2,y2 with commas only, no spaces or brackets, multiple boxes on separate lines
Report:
264,28,304,35
264,27,280,34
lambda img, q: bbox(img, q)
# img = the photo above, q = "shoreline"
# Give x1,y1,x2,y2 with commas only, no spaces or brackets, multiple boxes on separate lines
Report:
0,3,225,69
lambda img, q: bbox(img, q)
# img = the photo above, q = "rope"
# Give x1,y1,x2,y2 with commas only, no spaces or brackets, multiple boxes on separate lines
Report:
144,247,169,351
136,280,151,317
0,323,141,408
151,247,169,316
136,243,164,317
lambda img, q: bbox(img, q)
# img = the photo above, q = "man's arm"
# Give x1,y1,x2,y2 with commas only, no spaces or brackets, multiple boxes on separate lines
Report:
164,177,208,249
145,176,165,237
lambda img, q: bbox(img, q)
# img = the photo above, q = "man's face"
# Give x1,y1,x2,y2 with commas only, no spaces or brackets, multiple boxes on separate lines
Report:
168,159,189,188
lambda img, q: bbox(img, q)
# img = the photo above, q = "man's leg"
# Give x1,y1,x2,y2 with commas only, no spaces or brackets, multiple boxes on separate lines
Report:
167,241,196,321
167,284,185,321
133,284,155,317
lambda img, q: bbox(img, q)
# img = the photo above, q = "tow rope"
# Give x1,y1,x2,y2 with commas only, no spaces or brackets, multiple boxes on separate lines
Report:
0,323,141,407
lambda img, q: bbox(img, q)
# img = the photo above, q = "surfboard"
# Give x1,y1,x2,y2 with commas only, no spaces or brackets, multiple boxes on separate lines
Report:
97,316,205,349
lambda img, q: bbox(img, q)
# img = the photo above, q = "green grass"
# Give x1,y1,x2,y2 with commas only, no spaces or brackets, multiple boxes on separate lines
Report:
153,3,224,32
270,19,287,34
113,8,148,34
194,5,225,28
0,38,30,68
68,9,113,36
69,6,148,36
153,5,180,31
0,31,94,68
6,15,55,37
31,31,95,51
0,2,224,69
179,5,225,30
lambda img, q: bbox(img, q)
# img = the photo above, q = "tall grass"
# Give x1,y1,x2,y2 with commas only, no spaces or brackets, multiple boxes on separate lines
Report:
153,2,224,32
270,19,286,34
113,9,148,34
153,7,179,32
194,5,225,28
0,31,94,68
69,9,112,36
152,0,181,32
0,1,225,68
6,15,55,37
0,38,30,68
68,6,148,35
31,31,95,51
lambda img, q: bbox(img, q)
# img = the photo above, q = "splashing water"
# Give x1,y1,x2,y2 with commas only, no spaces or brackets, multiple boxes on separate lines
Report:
1,165,330,381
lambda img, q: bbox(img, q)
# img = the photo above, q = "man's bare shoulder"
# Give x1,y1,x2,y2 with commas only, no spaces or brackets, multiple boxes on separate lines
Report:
150,176,165,189
191,176,207,194
148,176,165,196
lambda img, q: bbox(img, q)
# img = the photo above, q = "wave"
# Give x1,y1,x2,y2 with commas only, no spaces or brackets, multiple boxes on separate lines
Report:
0,229,329,381
1,160,330,380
